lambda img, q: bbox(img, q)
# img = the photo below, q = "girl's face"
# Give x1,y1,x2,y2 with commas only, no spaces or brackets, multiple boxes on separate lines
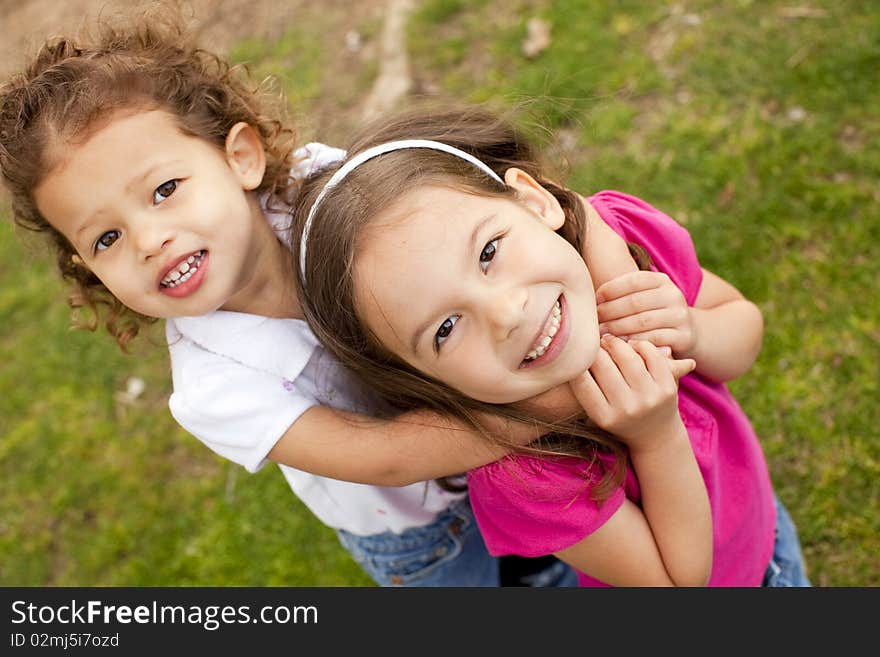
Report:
354,172,600,404
34,109,268,318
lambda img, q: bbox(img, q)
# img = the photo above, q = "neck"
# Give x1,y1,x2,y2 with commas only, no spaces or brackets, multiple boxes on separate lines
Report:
220,195,304,319
579,196,638,288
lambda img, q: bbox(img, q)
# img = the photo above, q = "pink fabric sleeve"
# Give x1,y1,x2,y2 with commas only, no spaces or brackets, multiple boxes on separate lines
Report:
466,454,626,558
588,190,704,305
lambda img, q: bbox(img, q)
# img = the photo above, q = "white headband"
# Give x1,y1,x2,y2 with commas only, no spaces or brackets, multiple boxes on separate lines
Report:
299,139,505,279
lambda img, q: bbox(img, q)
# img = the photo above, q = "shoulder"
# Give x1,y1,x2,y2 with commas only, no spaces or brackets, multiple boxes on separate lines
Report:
588,190,690,245
291,142,346,179
587,190,704,305
165,315,320,467
165,313,319,389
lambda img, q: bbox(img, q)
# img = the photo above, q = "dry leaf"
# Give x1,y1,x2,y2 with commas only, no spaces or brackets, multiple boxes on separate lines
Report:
522,18,551,58
779,7,829,19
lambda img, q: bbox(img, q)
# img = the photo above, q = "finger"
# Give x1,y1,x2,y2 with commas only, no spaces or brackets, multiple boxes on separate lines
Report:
568,370,610,421
598,308,677,338
614,329,678,351
658,345,672,357
595,270,665,303
587,341,630,404
629,340,695,386
596,288,667,323
669,357,696,382
598,334,651,389
628,339,673,384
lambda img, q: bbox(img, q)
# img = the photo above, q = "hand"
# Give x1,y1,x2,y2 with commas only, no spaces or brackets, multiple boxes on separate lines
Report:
521,343,678,424
568,334,695,451
596,271,697,358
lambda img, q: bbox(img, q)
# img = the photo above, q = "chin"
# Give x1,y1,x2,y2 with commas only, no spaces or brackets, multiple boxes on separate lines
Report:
459,385,522,406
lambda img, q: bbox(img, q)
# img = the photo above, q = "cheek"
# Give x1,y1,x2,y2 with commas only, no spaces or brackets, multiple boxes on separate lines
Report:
446,353,520,404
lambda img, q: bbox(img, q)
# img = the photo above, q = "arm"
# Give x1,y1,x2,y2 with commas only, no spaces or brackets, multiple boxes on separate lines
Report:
595,268,764,383
267,405,545,487
564,336,713,586
685,268,763,382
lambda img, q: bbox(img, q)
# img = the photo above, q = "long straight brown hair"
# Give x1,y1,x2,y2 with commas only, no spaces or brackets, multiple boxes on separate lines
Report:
292,105,654,499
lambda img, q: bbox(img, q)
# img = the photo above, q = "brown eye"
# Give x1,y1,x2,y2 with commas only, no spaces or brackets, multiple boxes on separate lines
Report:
95,230,120,252
434,315,460,350
153,179,179,204
480,238,498,272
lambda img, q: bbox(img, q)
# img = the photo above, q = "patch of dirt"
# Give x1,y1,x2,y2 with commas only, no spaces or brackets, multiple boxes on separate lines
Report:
0,0,407,141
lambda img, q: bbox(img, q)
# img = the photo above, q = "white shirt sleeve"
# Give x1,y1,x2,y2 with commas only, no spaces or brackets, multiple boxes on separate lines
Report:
167,336,318,473
292,142,346,179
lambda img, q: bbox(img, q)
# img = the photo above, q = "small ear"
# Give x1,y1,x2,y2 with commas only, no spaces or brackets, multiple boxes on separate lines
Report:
503,167,565,230
225,122,267,191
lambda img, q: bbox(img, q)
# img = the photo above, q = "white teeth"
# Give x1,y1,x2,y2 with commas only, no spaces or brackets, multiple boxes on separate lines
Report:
161,250,205,287
523,299,561,362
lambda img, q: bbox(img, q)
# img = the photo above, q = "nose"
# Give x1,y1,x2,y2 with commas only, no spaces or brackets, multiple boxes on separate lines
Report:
133,217,175,262
485,287,528,341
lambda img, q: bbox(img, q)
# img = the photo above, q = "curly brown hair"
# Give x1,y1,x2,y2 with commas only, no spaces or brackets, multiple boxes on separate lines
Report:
0,4,300,350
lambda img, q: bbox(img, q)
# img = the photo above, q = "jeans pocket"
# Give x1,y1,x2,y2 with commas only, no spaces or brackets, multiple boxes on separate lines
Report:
378,529,462,585
338,516,466,587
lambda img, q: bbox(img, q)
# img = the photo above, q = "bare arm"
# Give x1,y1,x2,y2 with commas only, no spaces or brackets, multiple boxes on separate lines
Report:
596,268,764,383
267,404,547,487
685,268,764,382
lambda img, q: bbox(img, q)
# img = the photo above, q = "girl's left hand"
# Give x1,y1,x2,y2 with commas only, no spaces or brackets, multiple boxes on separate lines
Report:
596,270,696,358
570,335,693,450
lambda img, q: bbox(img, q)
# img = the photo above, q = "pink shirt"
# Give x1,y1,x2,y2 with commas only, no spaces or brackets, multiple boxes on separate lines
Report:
467,190,776,586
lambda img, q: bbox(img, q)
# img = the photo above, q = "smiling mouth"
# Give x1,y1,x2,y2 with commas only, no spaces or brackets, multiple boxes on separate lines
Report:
160,250,206,288
522,297,561,363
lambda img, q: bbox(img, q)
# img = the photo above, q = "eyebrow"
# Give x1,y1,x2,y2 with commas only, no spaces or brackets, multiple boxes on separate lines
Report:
125,159,182,195
408,212,497,355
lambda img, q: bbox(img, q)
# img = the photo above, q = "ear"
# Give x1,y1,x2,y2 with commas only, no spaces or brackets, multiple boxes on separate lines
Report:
225,122,267,191
503,167,565,230
71,254,87,268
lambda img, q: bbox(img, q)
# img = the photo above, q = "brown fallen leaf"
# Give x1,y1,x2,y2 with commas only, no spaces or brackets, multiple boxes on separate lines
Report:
779,7,829,19
522,18,551,58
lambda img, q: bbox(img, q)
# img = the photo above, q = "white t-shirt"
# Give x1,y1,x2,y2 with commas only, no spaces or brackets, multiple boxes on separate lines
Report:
165,143,464,535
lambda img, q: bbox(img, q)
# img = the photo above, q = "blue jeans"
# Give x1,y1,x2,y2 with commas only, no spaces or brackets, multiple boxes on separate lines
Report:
337,497,578,587
762,495,811,587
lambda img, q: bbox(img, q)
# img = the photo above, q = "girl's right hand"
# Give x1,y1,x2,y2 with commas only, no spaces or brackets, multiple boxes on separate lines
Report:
568,334,695,451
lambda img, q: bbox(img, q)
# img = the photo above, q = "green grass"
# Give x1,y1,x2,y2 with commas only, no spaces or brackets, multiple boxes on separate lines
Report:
0,222,371,586
2,0,877,586
409,0,879,586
